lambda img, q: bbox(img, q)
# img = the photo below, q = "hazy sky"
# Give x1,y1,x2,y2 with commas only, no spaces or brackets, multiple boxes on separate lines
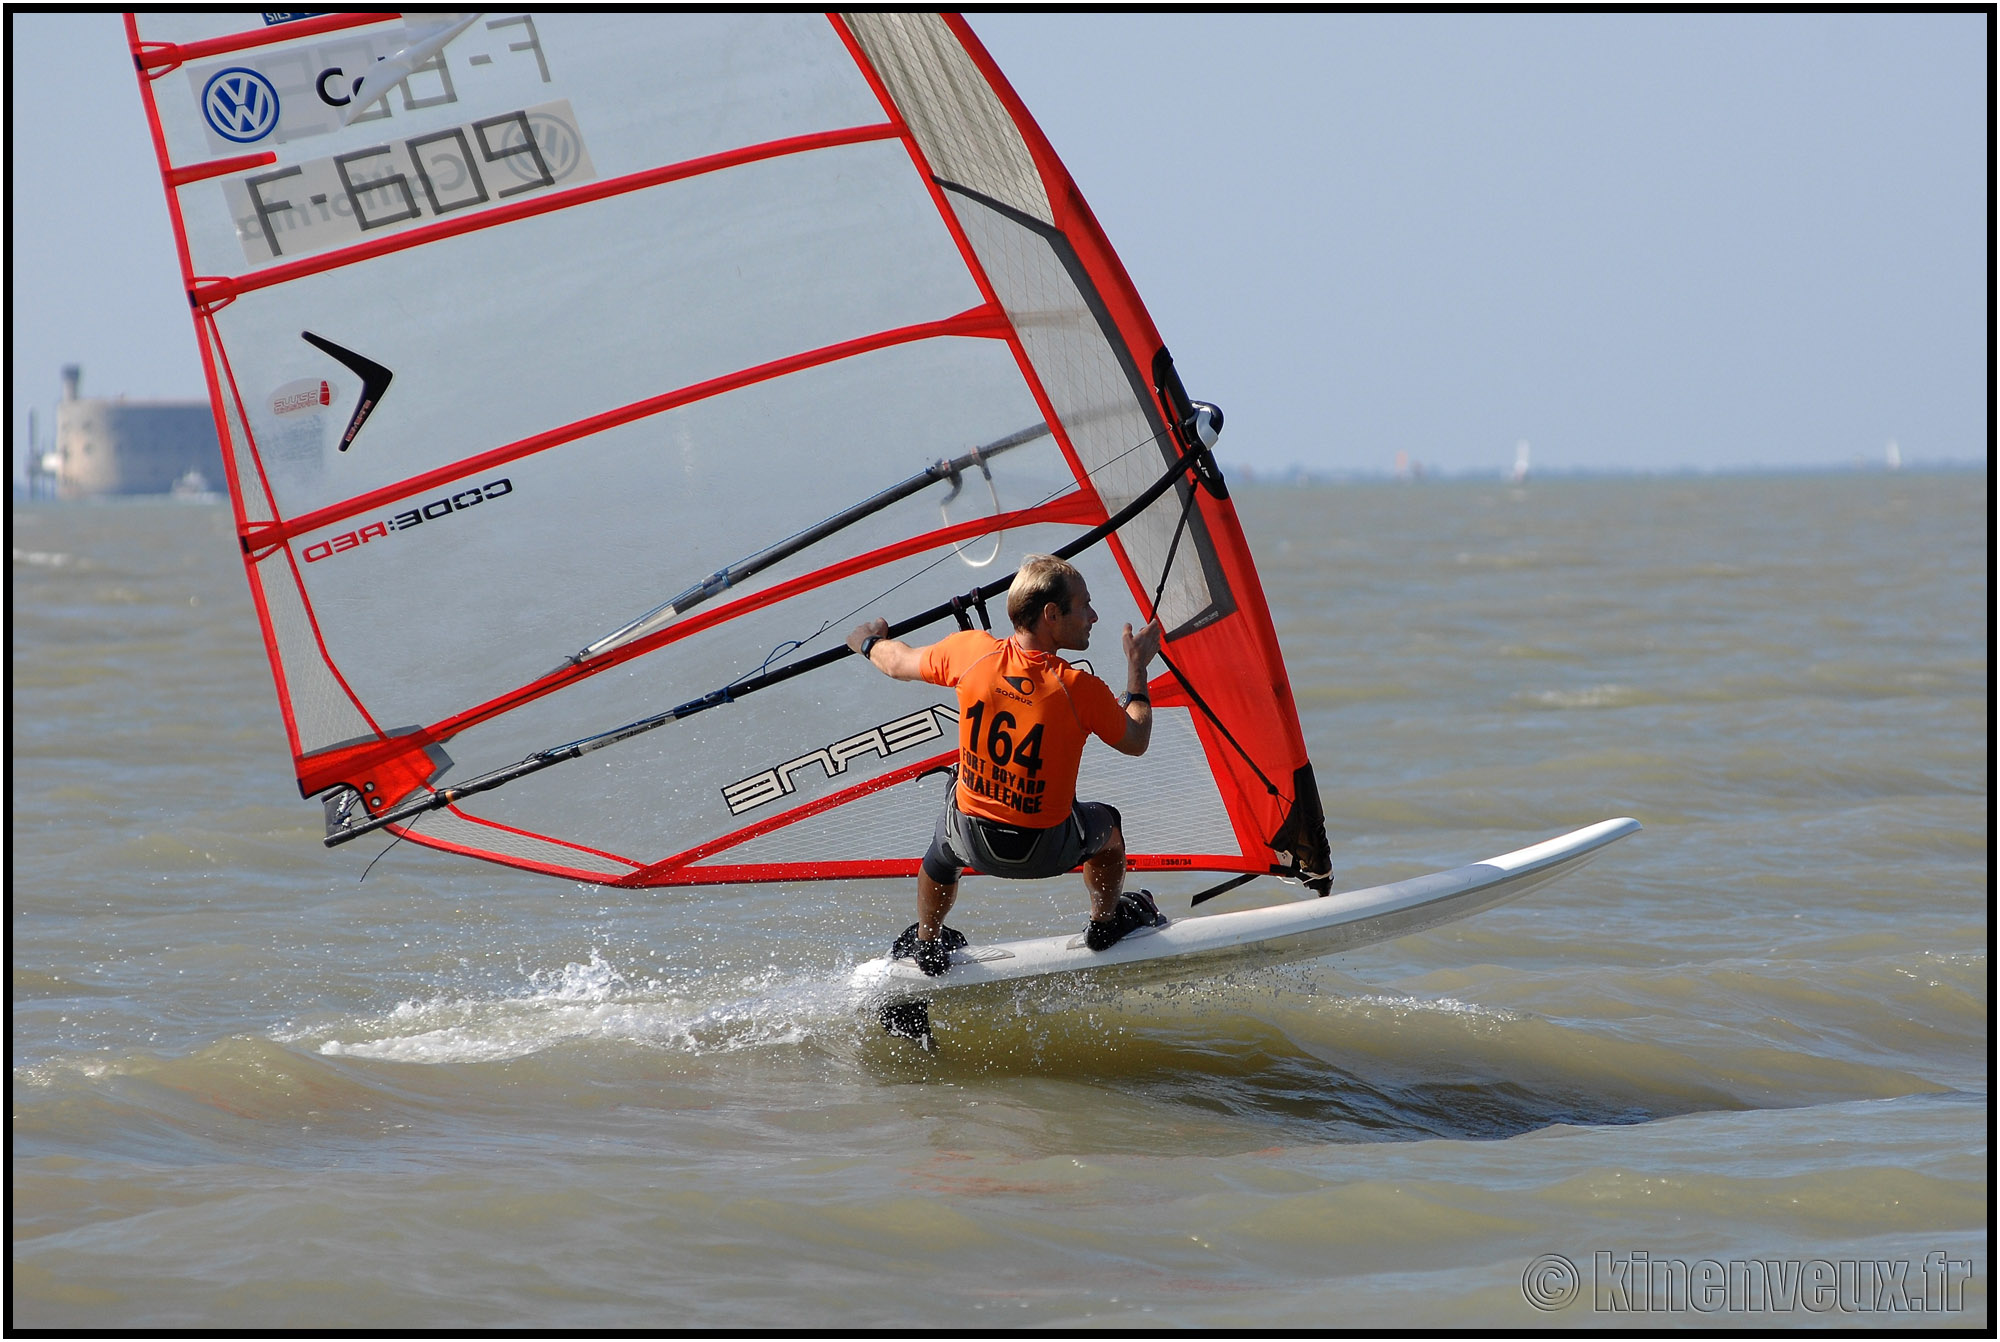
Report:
9,11,1987,483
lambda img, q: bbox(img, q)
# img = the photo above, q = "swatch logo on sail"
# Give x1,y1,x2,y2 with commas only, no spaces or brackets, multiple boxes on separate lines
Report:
271,380,332,415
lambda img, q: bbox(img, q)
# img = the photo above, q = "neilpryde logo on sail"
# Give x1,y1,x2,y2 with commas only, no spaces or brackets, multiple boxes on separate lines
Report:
723,706,961,816
202,67,281,143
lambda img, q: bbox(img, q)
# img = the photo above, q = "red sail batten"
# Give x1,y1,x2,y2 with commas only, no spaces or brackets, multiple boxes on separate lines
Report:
135,13,398,71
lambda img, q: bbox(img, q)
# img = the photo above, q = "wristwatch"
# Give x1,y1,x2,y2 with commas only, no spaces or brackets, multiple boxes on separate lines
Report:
1119,690,1150,707
860,635,883,659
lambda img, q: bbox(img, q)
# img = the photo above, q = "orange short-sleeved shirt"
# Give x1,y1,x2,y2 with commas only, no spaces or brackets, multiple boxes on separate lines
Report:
919,629,1128,827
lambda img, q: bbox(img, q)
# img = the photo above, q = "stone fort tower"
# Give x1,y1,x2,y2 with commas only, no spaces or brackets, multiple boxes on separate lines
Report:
53,365,227,498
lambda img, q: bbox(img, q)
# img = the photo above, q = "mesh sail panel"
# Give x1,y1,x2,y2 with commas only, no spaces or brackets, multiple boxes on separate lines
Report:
400,807,643,882
1075,709,1242,860
197,319,276,527
841,14,1052,225
945,194,1229,636
249,549,376,757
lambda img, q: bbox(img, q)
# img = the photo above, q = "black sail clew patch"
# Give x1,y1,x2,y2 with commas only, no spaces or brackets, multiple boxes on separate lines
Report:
301,331,394,451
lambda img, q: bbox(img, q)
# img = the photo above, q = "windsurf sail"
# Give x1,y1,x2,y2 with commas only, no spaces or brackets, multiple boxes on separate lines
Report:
128,12,1333,893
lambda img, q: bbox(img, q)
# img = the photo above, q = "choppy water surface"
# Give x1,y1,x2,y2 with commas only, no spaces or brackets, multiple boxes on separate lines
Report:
12,473,1987,1328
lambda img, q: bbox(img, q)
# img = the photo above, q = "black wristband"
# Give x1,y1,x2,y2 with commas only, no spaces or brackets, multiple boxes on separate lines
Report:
1120,690,1150,707
860,635,883,659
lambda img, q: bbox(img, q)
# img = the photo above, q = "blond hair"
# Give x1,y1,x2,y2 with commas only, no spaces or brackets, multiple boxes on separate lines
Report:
1006,554,1082,630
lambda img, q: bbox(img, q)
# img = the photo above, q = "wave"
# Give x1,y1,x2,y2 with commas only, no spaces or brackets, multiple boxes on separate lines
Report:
11,548,75,568
21,976,1959,1171
308,949,860,1065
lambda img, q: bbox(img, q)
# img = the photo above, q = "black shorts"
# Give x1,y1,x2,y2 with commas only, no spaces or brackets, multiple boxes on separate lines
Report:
922,798,1121,884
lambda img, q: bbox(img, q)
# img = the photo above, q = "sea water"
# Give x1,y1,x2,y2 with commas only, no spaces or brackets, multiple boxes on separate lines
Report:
11,471,1986,1329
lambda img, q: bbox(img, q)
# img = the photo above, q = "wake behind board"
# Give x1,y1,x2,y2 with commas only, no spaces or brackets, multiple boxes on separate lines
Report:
852,818,1639,1012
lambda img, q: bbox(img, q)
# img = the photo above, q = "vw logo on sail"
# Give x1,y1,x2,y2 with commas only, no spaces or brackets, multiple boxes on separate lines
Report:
202,67,281,143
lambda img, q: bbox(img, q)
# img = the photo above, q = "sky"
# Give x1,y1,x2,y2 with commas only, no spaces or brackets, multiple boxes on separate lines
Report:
8,11,1988,484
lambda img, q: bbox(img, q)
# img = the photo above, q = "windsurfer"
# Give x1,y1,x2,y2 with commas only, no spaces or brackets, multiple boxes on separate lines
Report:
848,555,1166,974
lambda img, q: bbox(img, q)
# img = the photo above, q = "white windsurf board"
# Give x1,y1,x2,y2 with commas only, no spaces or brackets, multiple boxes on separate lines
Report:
850,817,1640,1007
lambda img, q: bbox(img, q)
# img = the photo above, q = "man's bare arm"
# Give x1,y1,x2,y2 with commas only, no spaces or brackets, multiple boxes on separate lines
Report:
846,617,927,681
1109,618,1161,757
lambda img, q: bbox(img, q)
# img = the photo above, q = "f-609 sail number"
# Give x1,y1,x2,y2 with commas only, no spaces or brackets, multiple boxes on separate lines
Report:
224,99,595,266
300,477,512,563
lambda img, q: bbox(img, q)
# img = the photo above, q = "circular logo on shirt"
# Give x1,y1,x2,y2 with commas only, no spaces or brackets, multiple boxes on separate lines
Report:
1004,675,1035,696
